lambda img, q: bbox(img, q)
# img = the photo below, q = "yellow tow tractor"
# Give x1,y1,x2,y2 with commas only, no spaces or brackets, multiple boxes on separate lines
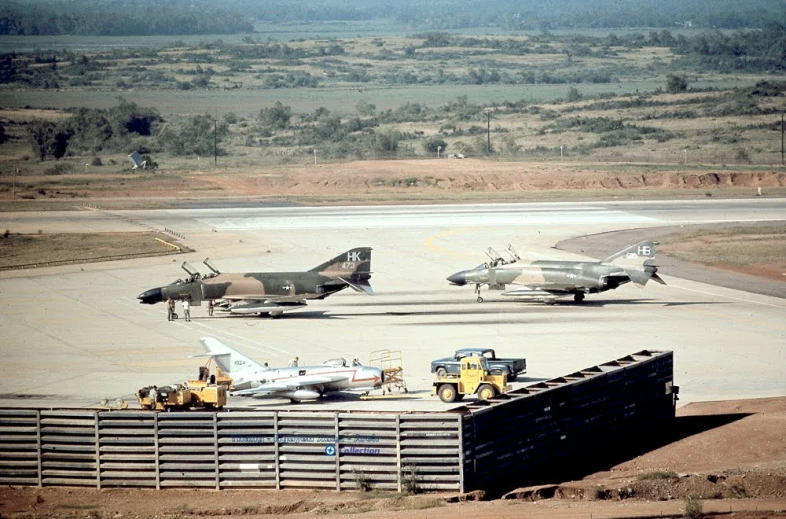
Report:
432,356,511,403
137,365,232,411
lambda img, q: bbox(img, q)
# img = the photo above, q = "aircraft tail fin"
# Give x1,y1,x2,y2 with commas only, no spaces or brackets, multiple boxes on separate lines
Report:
309,247,373,292
309,247,372,273
197,337,266,374
603,241,663,286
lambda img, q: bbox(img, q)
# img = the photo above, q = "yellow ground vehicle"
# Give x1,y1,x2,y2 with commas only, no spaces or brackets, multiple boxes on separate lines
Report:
432,356,510,403
137,366,231,411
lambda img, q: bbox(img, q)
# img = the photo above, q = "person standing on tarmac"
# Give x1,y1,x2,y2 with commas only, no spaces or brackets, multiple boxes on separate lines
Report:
183,299,191,322
167,299,175,321
148,386,158,409
208,300,214,316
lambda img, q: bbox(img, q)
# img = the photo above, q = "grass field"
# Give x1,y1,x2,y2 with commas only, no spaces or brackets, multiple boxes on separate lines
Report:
0,232,187,269
1,79,765,117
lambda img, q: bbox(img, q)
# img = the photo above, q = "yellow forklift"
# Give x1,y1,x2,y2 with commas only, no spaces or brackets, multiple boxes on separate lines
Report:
432,356,510,403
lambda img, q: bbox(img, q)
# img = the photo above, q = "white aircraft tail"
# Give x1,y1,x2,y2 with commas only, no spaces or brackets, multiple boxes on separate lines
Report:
195,337,267,374
602,241,664,286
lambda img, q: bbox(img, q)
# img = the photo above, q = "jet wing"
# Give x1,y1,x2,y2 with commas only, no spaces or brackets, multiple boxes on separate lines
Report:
232,373,349,396
220,298,308,314
502,286,579,298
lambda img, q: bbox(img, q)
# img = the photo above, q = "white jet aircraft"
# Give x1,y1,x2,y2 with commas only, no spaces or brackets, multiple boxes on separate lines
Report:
194,337,384,402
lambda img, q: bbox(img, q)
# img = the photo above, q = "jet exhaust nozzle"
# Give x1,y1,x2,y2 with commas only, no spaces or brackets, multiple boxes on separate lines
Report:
137,287,163,305
447,271,467,286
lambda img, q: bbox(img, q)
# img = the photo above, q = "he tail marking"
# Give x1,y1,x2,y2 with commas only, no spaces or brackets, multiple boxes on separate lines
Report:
603,241,664,286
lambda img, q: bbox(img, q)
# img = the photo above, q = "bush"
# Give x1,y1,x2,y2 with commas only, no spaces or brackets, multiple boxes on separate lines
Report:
667,73,688,93
684,496,703,519
566,86,583,102
402,463,419,495
423,136,447,154
353,469,372,492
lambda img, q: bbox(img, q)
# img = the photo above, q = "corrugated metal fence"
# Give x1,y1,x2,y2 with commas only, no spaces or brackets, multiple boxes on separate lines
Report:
0,410,463,491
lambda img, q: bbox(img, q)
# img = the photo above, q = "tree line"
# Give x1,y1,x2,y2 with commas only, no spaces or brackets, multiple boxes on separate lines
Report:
23,79,785,164
1,0,252,36
2,0,783,36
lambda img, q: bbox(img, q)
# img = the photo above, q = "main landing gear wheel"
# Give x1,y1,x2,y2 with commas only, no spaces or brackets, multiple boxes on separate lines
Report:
574,293,585,303
477,384,497,401
477,296,484,303
438,384,458,403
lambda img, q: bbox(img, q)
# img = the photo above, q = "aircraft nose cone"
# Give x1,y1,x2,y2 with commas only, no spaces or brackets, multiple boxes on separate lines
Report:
137,287,163,304
447,271,467,286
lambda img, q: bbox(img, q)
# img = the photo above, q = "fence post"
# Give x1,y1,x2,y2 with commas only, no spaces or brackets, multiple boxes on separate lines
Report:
396,414,402,493
334,413,340,491
94,412,101,489
274,412,280,490
36,410,42,488
458,415,465,494
213,413,220,490
153,413,160,490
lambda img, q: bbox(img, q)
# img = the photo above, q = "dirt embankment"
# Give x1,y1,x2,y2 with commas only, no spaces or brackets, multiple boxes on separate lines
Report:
2,160,785,205
203,160,786,197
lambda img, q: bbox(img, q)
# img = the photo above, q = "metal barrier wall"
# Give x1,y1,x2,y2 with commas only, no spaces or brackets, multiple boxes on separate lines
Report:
0,350,674,493
0,410,463,491
462,350,675,491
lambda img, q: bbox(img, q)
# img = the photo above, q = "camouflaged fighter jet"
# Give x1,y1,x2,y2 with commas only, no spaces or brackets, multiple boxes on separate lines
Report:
137,247,372,316
447,241,664,304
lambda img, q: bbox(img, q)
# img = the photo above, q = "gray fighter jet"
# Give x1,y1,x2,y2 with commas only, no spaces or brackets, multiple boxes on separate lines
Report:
138,247,372,316
194,337,384,402
447,241,665,304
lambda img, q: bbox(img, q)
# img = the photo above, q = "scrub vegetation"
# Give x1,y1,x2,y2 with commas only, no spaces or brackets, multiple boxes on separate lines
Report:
1,26,785,173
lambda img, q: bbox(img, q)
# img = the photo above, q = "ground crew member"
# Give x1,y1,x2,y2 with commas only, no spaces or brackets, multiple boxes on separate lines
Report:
208,300,214,316
288,356,299,367
167,299,175,321
149,386,158,409
183,299,191,322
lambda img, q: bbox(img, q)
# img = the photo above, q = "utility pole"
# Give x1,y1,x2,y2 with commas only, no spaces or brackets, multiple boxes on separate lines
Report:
314,149,317,165
486,110,491,154
12,163,16,200
781,112,784,166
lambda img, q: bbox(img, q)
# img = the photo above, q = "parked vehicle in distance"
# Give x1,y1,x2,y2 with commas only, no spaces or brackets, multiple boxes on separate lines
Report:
431,348,527,381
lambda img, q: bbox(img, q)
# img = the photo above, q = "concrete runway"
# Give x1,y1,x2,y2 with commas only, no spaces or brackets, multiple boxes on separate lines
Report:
1,199,784,411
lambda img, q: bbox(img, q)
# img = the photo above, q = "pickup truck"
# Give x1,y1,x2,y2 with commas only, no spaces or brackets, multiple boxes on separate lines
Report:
431,348,527,381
